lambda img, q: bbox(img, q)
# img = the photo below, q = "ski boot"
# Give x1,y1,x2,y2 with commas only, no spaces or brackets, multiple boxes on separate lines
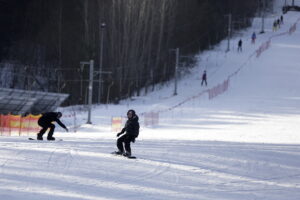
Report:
37,134,43,140
123,152,131,157
47,136,56,141
114,151,123,155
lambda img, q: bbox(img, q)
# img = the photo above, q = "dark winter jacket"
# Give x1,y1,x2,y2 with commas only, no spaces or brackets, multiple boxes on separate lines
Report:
120,115,140,137
202,72,207,80
238,40,242,47
38,112,67,129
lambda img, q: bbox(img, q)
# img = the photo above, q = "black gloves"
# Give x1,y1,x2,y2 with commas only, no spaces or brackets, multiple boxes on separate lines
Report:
116,132,122,137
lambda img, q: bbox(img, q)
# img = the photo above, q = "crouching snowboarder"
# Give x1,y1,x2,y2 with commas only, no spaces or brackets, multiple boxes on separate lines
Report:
115,109,139,157
37,112,68,140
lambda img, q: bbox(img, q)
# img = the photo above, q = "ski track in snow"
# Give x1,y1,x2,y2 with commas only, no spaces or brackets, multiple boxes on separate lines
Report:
1,138,300,200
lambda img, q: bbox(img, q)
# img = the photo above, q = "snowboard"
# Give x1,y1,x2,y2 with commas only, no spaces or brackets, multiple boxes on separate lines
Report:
111,152,136,159
28,137,63,141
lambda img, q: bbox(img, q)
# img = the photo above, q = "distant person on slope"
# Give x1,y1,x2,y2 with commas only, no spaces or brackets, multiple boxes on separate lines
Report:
273,20,278,31
115,109,140,157
238,39,243,52
280,15,284,24
201,70,207,86
251,32,256,44
277,19,281,29
37,112,68,140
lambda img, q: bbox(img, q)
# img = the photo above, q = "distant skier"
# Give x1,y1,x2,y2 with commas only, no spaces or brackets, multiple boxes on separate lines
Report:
251,32,256,44
238,39,242,52
37,112,68,140
273,20,278,31
115,109,139,157
277,19,281,29
201,70,207,86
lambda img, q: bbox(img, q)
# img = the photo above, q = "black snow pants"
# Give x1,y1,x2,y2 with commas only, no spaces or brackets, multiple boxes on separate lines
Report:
37,119,55,138
117,134,135,153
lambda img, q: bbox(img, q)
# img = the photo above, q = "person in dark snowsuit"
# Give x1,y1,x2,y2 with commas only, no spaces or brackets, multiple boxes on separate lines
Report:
251,32,256,44
116,109,140,157
273,20,278,31
238,39,242,52
37,112,68,140
201,70,207,86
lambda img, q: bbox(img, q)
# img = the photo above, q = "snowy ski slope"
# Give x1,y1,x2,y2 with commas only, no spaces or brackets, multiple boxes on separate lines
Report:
1,2,300,200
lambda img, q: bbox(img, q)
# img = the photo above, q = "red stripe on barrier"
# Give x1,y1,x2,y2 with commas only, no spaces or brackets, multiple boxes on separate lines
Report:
0,114,41,136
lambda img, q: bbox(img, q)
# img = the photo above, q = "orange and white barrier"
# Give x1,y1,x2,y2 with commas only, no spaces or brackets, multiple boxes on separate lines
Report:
256,40,271,58
111,117,122,132
208,79,230,100
289,23,297,34
0,114,41,136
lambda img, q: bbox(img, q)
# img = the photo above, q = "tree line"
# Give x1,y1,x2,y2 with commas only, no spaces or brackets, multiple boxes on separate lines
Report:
0,0,273,105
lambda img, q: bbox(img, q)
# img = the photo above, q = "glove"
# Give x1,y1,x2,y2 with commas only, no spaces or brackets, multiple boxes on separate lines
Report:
132,137,136,143
116,132,122,137
65,128,69,132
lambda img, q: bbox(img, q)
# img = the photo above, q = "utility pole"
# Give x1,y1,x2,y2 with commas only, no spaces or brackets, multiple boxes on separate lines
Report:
80,60,94,124
225,14,232,52
260,0,265,34
98,22,106,104
174,48,179,96
88,60,94,124
169,48,180,95
292,0,295,6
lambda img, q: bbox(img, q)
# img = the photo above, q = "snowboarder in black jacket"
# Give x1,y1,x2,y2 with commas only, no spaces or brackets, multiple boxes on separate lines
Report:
115,109,139,157
37,112,68,140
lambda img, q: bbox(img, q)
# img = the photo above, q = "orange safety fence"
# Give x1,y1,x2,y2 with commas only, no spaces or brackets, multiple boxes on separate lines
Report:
0,114,41,136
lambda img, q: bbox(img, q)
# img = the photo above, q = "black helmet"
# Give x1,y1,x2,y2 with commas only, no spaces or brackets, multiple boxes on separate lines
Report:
57,112,62,118
127,109,136,116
